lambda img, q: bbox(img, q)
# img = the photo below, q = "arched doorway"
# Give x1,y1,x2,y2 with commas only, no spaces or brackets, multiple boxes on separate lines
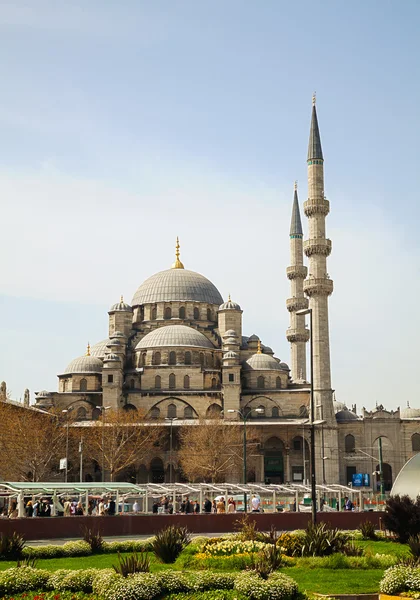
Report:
263,437,284,484
376,463,393,492
150,457,165,483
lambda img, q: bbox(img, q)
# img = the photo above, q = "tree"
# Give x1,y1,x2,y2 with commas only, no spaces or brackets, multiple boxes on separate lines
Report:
81,408,162,481
0,402,66,481
382,495,420,543
177,415,261,483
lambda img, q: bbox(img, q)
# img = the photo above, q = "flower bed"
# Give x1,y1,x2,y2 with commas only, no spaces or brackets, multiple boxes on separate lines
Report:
380,565,420,595
201,540,269,556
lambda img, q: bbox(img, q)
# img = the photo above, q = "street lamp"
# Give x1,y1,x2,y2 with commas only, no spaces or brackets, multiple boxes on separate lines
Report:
165,417,178,483
227,407,264,513
96,406,111,482
296,307,317,523
62,408,74,483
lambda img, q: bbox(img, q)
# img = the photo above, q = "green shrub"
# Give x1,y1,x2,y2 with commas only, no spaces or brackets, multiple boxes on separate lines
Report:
0,566,50,596
301,522,348,557
166,592,247,600
277,532,304,557
249,544,284,579
234,514,259,541
23,544,65,559
48,568,99,593
190,553,254,571
152,525,191,563
202,539,268,556
234,571,298,600
113,551,150,576
62,540,92,557
383,495,420,543
103,539,150,553
0,532,25,559
16,556,38,569
83,526,104,553
359,520,377,540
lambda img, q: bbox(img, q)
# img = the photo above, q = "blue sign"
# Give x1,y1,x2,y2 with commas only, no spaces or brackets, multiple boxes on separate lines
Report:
352,473,370,487
352,473,363,487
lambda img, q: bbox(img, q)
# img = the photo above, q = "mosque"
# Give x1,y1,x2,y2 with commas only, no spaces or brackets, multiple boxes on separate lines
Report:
34,100,420,489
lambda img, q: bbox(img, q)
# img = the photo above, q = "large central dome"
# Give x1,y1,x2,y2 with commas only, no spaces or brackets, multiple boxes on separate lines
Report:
132,268,223,306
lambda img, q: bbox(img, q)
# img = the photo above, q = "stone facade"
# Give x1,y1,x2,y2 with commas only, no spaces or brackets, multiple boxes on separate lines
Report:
33,102,420,488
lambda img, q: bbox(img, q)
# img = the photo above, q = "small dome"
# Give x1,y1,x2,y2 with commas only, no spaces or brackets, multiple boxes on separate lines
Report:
136,325,214,349
63,355,103,375
262,346,274,355
245,353,283,371
248,334,260,342
219,296,241,311
279,362,290,371
132,268,223,306
104,353,120,362
91,339,109,358
109,296,132,312
336,409,360,422
36,390,51,398
223,330,238,338
223,351,239,359
401,406,420,419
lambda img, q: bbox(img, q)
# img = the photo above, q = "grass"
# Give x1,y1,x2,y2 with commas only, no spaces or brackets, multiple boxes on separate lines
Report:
354,539,410,557
281,568,384,594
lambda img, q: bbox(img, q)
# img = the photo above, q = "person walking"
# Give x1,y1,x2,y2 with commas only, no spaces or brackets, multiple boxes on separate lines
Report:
216,497,225,513
25,501,33,517
203,497,212,513
75,501,84,516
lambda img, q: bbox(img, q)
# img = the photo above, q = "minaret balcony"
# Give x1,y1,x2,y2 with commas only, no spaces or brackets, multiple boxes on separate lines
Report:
286,297,309,312
304,198,330,217
304,238,332,257
286,265,307,280
303,277,334,296
286,328,310,343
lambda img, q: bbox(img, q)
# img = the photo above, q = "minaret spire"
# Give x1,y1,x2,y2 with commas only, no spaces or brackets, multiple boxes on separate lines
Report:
307,93,323,161
286,182,309,380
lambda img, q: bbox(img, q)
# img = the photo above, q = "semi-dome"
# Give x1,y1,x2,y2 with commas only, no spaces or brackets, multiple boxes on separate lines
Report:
107,339,122,347
400,406,420,419
63,355,103,375
109,296,132,312
132,268,223,306
136,325,214,349
279,362,290,371
245,353,283,371
336,409,360,422
91,339,109,358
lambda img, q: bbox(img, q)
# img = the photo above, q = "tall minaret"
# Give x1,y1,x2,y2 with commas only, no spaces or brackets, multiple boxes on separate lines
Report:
286,182,309,381
303,94,335,423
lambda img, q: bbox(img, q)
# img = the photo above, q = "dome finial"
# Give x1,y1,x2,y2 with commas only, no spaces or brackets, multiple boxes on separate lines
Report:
257,339,262,354
228,293,231,302
120,294,124,303
312,91,316,106
86,342,91,356
294,180,298,191
171,236,185,269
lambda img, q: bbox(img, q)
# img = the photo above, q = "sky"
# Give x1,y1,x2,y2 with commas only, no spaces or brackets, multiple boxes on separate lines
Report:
1,0,419,411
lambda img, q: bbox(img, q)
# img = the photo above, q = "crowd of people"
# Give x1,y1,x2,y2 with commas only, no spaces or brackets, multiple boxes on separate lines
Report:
151,494,262,514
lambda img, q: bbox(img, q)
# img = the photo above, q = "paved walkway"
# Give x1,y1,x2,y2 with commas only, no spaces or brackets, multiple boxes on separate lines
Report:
29,533,226,546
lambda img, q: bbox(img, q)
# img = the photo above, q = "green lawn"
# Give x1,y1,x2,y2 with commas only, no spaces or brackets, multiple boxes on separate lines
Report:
354,539,410,557
281,568,384,594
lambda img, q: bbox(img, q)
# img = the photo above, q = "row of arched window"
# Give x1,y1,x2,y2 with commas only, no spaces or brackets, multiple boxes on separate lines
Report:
139,351,219,368
151,403,195,420
150,306,214,321
153,374,218,390
256,376,282,390
344,433,420,453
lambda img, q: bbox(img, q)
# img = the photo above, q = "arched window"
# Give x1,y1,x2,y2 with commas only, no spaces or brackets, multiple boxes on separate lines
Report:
179,306,186,319
141,352,147,366
155,375,161,390
80,378,87,392
211,377,217,389
345,434,356,453
165,307,172,320
151,406,160,419
153,352,161,366
92,407,101,421
272,407,279,418
183,375,190,389
200,353,205,366
63,380,67,392
169,373,176,389
169,351,176,365
130,379,135,389
412,433,420,451
184,405,193,419
167,403,177,418
185,351,191,365
257,376,265,389
193,307,199,320
207,308,212,321
276,377,281,389
206,404,222,418
151,306,157,320
77,407,87,420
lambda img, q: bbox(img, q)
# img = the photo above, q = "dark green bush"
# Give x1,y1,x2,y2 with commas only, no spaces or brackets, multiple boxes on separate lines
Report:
249,544,284,578
301,522,348,557
0,532,25,559
82,527,104,554
408,534,420,559
383,495,420,543
113,551,150,576
152,525,191,563
359,520,377,540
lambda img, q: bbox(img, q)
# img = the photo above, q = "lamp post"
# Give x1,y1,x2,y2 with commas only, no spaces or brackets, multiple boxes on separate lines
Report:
62,408,73,483
165,417,178,483
227,407,264,513
296,307,317,523
96,406,111,482
79,437,83,483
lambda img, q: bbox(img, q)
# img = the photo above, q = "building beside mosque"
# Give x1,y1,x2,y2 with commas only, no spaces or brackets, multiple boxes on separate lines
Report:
34,100,420,489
